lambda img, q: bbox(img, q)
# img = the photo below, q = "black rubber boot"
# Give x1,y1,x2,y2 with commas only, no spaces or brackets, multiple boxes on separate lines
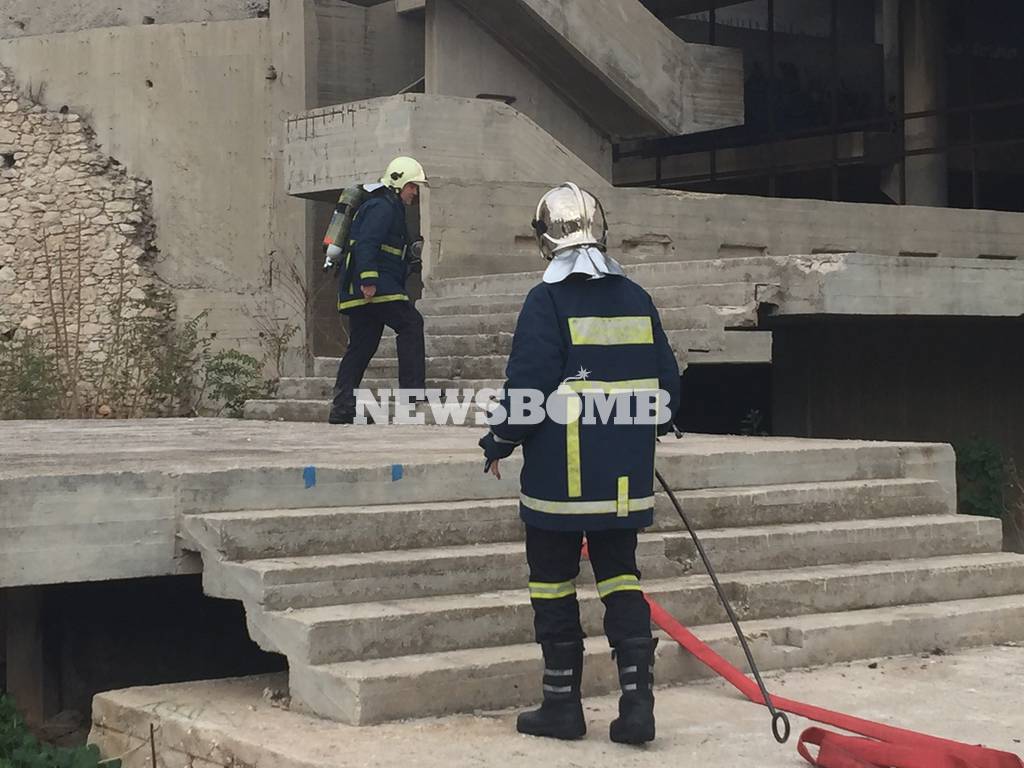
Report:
609,637,658,745
516,640,586,740
327,408,353,425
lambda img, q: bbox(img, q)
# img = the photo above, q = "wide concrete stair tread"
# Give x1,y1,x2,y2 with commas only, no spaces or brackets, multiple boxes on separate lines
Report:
670,513,1001,573
243,399,471,424
424,258,782,299
417,282,757,316
215,535,674,609
421,305,723,336
277,376,506,401
371,327,723,358
184,478,949,560
205,514,997,609
256,552,1024,664
293,594,1024,723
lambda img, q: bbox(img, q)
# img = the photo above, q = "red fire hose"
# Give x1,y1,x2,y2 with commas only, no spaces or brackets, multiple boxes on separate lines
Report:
580,468,1023,768
647,597,1022,768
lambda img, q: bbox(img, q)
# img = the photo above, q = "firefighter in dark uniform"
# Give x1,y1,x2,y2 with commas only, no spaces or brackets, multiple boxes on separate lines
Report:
329,156,428,424
479,182,680,744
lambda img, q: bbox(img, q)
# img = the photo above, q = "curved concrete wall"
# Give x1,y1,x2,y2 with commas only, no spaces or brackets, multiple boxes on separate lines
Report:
286,93,608,198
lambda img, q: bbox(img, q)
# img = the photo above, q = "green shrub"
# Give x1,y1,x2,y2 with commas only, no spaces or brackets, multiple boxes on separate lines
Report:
0,694,118,768
205,348,270,417
0,333,63,420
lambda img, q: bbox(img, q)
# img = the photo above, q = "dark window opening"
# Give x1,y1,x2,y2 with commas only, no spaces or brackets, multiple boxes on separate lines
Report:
676,363,773,436
626,0,1024,212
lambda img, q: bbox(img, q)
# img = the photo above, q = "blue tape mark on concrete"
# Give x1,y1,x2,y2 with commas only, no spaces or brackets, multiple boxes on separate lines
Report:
303,466,317,489
392,464,404,482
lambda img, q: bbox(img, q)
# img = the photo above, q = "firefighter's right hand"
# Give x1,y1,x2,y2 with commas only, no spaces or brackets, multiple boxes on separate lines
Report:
479,431,518,478
361,285,377,299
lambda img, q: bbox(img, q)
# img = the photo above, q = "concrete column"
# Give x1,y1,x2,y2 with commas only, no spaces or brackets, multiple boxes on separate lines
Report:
269,0,318,372
902,0,948,206
4,587,59,726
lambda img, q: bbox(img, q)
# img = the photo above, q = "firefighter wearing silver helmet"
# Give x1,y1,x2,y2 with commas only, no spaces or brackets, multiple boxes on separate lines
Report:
479,182,680,744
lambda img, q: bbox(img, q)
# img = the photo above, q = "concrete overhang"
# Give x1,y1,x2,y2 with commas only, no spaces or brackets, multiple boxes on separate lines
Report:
759,254,1024,319
450,0,744,139
284,93,607,199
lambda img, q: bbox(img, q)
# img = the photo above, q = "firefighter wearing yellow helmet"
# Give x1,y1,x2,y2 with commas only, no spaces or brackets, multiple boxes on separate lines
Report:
329,156,427,424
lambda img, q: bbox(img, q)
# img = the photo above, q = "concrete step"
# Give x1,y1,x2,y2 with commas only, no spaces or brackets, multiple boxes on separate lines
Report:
200,515,999,610
182,478,949,560
421,304,722,335
203,534,679,610
383,332,514,358
169,438,948,516
277,377,508,399
244,399,329,423
248,553,1024,665
242,398,488,425
292,593,1024,723
367,355,508,380
424,258,782,299
693,330,773,365
417,282,756,317
371,328,722,359
670,514,1002,575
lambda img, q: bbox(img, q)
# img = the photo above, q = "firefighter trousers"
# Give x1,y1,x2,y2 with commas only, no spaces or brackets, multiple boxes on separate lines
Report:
332,301,425,418
525,524,652,646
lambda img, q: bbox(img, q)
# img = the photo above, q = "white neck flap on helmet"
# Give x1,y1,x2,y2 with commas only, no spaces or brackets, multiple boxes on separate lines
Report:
543,245,625,284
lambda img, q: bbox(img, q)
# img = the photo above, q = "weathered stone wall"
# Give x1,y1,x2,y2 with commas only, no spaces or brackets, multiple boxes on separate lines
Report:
0,11,312,374
0,65,164,375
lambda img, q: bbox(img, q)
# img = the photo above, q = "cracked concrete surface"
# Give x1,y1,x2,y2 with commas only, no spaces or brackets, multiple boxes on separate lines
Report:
88,644,1024,768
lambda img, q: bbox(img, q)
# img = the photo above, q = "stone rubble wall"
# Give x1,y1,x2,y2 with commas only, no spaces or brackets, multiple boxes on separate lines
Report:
0,64,169,396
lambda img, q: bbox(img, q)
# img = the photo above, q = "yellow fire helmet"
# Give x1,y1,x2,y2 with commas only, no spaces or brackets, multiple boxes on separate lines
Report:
381,156,427,191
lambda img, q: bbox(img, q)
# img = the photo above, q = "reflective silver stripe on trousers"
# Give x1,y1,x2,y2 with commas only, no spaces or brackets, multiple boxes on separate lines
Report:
543,684,574,694
544,668,574,677
623,683,638,691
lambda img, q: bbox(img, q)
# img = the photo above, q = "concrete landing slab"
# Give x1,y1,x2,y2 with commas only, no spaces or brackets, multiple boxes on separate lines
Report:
0,419,955,588
89,644,1024,768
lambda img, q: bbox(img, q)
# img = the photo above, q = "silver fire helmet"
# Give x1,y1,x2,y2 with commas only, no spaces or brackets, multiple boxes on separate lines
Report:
531,182,608,261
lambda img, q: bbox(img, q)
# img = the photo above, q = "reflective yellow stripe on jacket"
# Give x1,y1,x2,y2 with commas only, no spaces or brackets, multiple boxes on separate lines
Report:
519,493,656,516
568,316,653,346
560,371,659,500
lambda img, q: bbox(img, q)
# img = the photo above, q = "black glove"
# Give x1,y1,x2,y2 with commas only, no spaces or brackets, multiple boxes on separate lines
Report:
479,431,519,472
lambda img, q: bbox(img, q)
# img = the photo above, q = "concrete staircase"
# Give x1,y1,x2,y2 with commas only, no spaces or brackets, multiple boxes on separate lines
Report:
180,438,1024,725
243,259,776,422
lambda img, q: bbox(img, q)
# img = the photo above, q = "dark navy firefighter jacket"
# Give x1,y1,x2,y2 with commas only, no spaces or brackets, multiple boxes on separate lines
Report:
337,187,410,314
491,274,680,532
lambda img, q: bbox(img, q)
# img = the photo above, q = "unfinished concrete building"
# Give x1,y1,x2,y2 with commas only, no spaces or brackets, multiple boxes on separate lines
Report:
2,0,1024,763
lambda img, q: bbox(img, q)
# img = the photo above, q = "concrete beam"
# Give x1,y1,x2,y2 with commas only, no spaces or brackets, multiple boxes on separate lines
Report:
395,0,425,14
284,94,607,198
762,253,1024,319
451,0,744,139
423,180,1024,279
